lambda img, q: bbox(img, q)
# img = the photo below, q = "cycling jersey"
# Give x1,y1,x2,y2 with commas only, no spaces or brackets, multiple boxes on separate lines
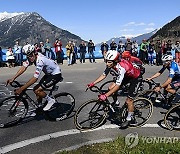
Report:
104,59,140,85
130,56,143,66
23,53,61,78
159,61,180,79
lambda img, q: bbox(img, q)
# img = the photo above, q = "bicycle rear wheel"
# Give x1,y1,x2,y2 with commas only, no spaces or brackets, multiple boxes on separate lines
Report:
0,96,28,128
137,90,158,104
74,99,108,131
164,104,180,131
46,92,75,121
130,97,153,127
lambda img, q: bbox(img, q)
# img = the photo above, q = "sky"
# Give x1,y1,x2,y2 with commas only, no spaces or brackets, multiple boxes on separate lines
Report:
0,0,180,44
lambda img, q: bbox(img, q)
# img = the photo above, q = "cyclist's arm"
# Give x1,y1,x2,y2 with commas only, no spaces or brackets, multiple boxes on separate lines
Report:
160,77,172,89
146,66,166,80
20,77,38,91
12,66,27,81
93,67,110,85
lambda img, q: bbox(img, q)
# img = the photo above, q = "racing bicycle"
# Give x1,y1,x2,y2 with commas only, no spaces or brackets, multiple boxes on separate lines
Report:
0,81,75,128
74,85,153,131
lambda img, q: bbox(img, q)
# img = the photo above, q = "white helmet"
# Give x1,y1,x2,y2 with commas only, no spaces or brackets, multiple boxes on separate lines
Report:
105,50,120,61
161,54,173,62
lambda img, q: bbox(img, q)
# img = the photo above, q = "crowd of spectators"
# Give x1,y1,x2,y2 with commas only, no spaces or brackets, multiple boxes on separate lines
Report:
0,38,179,67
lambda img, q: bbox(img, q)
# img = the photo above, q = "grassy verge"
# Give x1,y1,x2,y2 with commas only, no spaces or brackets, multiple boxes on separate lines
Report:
57,136,180,154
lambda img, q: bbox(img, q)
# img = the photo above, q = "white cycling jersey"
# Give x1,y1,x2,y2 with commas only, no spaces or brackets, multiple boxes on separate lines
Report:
23,53,61,78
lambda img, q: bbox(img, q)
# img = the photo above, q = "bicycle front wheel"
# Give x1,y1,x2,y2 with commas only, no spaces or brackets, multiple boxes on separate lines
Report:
0,96,28,128
136,80,152,93
130,97,153,127
74,99,108,131
164,104,180,131
46,92,75,121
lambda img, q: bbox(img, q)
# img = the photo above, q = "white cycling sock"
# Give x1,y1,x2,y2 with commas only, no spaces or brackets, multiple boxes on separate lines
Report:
45,95,52,102
126,112,134,121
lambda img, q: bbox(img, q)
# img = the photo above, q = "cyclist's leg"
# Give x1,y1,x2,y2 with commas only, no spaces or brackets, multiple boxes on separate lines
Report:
125,77,139,122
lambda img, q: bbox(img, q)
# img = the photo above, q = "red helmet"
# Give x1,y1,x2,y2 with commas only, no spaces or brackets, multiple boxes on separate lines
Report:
122,51,131,58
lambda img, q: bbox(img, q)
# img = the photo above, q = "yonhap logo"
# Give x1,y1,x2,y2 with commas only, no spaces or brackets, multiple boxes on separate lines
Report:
125,132,139,148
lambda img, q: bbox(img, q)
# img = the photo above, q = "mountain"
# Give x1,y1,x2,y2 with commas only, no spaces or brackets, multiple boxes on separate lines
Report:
96,30,157,47
150,16,180,42
0,12,84,48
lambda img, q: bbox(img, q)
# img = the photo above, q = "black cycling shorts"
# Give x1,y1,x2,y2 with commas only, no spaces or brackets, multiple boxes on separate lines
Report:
38,73,63,90
121,76,140,99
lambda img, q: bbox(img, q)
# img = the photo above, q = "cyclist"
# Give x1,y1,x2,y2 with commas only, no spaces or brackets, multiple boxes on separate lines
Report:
6,45,63,111
146,54,180,103
87,50,141,127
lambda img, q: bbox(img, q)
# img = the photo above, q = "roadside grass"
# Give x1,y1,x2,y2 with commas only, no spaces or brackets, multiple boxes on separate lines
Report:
58,136,180,154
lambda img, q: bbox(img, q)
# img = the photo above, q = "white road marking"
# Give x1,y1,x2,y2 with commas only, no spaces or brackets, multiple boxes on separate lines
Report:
0,123,161,153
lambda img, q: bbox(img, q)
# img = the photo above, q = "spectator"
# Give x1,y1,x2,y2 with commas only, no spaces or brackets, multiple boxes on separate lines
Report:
148,40,155,65
22,42,31,60
166,40,172,55
139,39,148,64
88,39,96,63
40,42,46,55
44,38,52,59
14,41,22,66
131,40,138,57
79,41,86,63
100,41,109,61
6,47,15,68
154,40,162,66
66,41,73,66
54,39,63,64
124,38,132,53
110,39,117,50
117,40,125,55
72,42,78,64
34,43,41,54
174,41,180,63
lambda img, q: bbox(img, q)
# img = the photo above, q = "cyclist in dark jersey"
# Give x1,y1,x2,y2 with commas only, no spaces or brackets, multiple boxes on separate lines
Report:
146,54,180,103
87,50,141,127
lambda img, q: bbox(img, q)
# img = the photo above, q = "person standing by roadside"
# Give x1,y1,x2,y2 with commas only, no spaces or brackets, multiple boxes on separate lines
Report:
66,41,73,66
44,38,52,59
139,39,148,64
40,42,46,56
101,41,109,61
131,40,138,57
72,42,78,64
166,40,172,55
154,40,162,66
79,41,86,63
14,41,22,66
110,39,117,50
148,40,155,65
88,39,96,63
54,39,63,64
117,40,125,56
124,38,132,53
174,41,180,63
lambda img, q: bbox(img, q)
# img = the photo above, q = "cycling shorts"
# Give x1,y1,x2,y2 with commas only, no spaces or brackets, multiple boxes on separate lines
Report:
170,77,180,90
121,76,140,99
38,73,63,89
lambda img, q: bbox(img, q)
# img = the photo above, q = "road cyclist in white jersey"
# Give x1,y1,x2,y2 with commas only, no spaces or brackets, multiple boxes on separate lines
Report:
6,45,63,111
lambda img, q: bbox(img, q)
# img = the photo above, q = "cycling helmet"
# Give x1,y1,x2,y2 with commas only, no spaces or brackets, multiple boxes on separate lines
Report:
105,50,120,61
26,45,35,56
161,54,173,62
122,51,131,58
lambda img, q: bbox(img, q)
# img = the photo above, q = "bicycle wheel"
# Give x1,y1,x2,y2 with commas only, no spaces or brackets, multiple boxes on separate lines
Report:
0,96,28,128
136,90,158,104
164,104,180,131
46,92,75,121
74,99,108,131
130,97,153,127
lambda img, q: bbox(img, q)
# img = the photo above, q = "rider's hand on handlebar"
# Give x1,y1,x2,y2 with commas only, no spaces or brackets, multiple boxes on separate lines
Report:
6,79,14,86
98,94,107,101
146,78,151,81
87,82,95,88
14,88,22,95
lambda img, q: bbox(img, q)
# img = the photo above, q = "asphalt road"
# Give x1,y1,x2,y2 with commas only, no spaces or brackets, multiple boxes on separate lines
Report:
0,59,179,154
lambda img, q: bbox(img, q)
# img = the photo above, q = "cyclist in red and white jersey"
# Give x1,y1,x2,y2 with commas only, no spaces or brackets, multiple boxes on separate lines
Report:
7,45,63,111
87,50,141,127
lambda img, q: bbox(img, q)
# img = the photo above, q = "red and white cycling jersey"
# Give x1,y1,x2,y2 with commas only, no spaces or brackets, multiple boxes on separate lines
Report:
104,59,140,85
23,53,61,78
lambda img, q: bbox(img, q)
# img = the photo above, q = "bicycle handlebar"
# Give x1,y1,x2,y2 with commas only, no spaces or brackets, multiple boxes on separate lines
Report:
148,79,160,87
86,86,103,94
10,81,22,88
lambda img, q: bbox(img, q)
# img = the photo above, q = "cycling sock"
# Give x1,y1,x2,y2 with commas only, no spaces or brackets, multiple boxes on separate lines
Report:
126,112,134,121
45,95,52,102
